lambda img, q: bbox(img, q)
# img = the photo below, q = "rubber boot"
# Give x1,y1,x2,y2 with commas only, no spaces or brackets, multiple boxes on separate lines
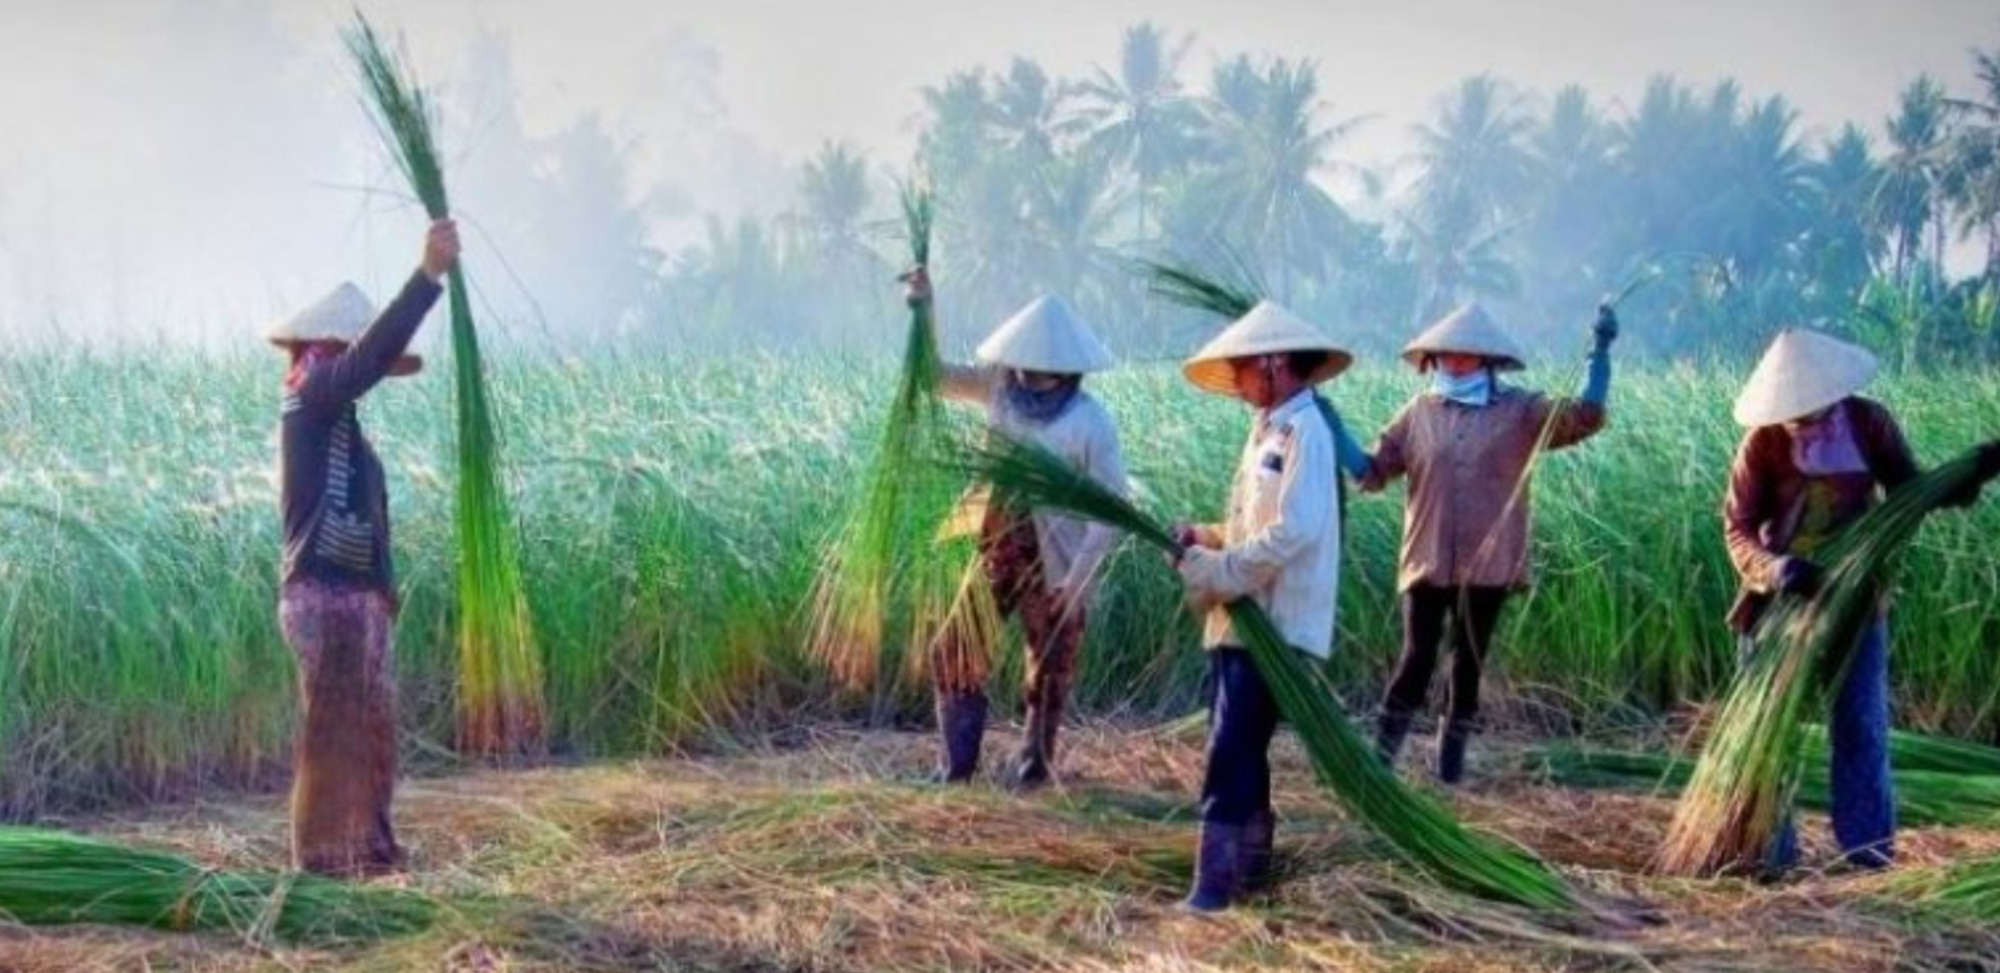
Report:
933,691,988,784
1436,719,1473,785
1010,686,1064,791
1183,822,1243,912
1374,709,1414,768
1240,807,1275,892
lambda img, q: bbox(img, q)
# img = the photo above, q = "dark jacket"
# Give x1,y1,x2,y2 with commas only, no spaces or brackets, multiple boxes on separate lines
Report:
1721,397,1918,632
279,271,442,594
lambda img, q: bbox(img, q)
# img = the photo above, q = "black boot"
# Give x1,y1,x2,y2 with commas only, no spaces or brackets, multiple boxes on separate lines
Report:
1009,692,1063,791
1240,808,1275,893
1183,822,1243,912
1436,719,1473,785
933,691,988,784
1375,709,1414,768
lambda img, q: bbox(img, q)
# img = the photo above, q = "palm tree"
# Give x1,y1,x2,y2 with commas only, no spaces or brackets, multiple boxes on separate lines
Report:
1802,124,1884,312
1693,93,1811,285
1519,85,1618,318
1874,76,1949,279
990,58,1078,170
787,141,885,346
1076,22,1199,244
1943,48,2000,281
1177,56,1362,304
1405,74,1535,318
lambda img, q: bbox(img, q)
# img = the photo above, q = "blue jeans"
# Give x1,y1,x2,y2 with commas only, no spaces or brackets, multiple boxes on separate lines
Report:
1758,617,1896,871
1201,649,1280,826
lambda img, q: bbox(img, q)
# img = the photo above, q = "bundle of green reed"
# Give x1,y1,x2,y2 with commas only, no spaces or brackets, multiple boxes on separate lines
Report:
0,827,435,943
807,186,992,695
1532,734,2000,828
347,15,544,757
1886,854,2000,922
949,432,1582,913
1656,446,2000,876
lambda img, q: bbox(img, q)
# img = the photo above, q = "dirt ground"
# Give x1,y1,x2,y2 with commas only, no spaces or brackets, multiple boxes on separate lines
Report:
2,722,1995,973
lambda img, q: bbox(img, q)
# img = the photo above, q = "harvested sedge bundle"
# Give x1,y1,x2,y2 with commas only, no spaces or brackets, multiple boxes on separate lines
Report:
0,827,435,943
347,16,543,757
1657,446,2000,876
1886,854,2000,922
807,186,989,694
1532,735,2000,828
951,433,1582,913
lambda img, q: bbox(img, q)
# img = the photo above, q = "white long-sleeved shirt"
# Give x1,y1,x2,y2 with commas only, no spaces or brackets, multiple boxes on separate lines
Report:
1178,389,1342,658
943,365,1129,594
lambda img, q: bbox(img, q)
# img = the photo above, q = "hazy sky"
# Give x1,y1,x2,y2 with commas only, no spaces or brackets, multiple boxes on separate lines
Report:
1,0,1993,344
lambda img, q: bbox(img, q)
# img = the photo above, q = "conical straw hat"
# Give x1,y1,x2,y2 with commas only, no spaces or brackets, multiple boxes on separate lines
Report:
975,294,1115,374
1732,327,1878,427
1181,300,1353,396
267,282,422,377
1401,303,1527,371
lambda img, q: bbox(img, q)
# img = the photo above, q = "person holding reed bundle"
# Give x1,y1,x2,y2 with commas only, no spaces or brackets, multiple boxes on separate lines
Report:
1723,327,1999,874
1168,301,1350,912
267,218,459,876
1362,302,1618,785
903,268,1129,790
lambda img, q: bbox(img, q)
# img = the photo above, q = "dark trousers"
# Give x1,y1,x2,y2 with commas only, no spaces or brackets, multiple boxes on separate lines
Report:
1761,617,1896,870
1201,648,1281,826
1381,584,1510,725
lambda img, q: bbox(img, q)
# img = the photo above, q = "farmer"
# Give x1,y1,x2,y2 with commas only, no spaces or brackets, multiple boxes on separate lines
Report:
904,268,1129,790
1362,302,1618,784
1724,327,1999,872
1171,301,1350,911
269,218,458,876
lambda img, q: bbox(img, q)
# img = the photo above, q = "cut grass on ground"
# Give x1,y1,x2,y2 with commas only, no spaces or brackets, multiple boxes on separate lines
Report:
4,724,1997,973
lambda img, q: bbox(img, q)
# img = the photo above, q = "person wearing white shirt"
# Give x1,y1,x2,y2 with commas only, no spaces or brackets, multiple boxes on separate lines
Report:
1171,301,1351,911
905,268,1129,789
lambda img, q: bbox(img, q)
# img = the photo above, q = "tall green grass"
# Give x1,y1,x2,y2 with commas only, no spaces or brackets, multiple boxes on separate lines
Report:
0,353,1993,818
347,16,544,757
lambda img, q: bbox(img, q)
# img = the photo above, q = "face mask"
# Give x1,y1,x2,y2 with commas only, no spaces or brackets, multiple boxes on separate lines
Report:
1003,372,1081,424
1430,368,1492,407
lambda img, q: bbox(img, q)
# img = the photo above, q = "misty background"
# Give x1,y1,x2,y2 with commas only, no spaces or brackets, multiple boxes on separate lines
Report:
3,0,1998,364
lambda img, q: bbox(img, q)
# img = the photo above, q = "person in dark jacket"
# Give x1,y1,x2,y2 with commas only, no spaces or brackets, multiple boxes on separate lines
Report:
1724,326,1998,873
268,219,457,876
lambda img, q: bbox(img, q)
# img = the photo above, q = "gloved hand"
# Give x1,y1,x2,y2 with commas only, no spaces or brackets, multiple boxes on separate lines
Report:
1593,303,1620,348
1777,556,1821,597
1941,439,2000,508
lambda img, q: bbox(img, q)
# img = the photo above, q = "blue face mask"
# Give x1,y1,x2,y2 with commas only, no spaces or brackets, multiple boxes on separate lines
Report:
1430,368,1492,407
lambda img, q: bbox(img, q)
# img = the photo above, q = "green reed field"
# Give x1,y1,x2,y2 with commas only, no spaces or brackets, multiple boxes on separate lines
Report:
0,352,1995,818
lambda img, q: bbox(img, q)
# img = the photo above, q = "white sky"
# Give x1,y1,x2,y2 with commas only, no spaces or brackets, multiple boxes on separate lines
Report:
1,0,1992,343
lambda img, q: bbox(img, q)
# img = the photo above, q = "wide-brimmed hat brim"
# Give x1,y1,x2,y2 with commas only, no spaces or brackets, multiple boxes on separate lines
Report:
975,294,1115,374
1181,300,1353,397
1401,303,1527,371
270,337,422,378
1733,328,1878,427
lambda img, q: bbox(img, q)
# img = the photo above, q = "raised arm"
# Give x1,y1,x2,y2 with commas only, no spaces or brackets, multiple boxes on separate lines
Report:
296,220,456,411
902,265,991,403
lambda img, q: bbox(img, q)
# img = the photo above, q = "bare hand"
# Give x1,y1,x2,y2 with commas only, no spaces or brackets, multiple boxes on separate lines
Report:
421,219,461,281
899,265,931,308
